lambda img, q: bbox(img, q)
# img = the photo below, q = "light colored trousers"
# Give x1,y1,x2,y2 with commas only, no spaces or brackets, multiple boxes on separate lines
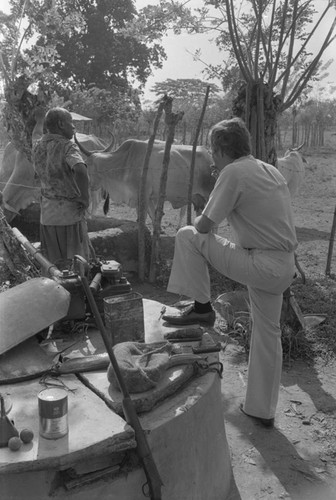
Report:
167,226,295,419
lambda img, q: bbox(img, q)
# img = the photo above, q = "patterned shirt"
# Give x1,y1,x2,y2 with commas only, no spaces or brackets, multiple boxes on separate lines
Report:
33,134,88,225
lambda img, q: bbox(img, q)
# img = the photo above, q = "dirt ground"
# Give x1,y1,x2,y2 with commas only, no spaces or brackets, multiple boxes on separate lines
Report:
129,279,336,500
110,149,336,500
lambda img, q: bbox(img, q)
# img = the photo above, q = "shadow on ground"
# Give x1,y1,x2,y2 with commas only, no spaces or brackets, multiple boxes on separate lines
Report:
296,226,330,242
221,345,336,500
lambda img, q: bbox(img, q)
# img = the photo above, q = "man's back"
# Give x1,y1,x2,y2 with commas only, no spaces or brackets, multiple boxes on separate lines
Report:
204,156,298,252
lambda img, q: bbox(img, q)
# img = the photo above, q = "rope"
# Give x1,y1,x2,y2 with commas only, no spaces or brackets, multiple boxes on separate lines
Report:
39,373,77,393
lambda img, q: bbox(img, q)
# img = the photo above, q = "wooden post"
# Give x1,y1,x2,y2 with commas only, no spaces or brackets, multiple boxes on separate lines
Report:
325,204,336,276
148,99,183,283
250,105,258,157
186,86,210,225
245,81,251,129
257,77,266,161
137,98,165,282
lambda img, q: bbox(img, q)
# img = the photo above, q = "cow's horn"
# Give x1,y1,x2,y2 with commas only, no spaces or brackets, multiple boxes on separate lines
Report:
290,142,305,152
103,131,115,152
74,134,93,157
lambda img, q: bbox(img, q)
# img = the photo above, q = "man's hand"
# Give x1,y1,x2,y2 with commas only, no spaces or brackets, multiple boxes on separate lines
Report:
194,214,215,233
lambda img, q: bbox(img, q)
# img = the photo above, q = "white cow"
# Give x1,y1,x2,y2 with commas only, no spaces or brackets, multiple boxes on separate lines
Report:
276,144,307,283
75,138,215,227
276,145,307,197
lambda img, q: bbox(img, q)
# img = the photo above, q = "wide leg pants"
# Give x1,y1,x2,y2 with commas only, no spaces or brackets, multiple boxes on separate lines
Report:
40,219,92,267
167,226,295,419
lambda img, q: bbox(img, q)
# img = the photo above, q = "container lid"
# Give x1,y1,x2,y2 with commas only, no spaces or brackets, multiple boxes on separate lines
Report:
38,388,68,401
104,292,142,304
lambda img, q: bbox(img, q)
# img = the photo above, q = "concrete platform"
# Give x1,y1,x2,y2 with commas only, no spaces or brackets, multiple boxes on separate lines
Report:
0,298,234,499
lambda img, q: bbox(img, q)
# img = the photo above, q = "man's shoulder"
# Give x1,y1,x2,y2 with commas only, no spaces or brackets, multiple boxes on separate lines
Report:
65,142,86,167
65,140,80,152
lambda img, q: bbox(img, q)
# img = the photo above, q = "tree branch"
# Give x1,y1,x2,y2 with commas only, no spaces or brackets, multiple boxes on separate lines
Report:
275,0,332,87
268,0,289,89
10,0,29,79
0,52,11,86
224,0,253,82
284,30,336,109
253,0,280,80
280,0,299,102
264,0,276,78
251,0,262,79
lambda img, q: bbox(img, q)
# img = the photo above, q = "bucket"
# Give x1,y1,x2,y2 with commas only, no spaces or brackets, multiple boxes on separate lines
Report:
103,292,145,346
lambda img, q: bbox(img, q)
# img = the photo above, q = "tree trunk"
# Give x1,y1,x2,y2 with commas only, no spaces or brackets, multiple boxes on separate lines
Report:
0,208,39,287
137,99,165,282
3,80,47,162
148,100,183,283
232,81,280,166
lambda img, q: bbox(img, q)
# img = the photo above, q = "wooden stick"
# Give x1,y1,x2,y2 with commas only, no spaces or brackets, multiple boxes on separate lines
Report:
326,205,336,276
187,85,210,225
148,99,183,283
138,99,165,281
79,273,163,499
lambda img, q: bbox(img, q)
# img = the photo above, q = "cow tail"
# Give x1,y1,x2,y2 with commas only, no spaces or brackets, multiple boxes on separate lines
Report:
103,192,110,215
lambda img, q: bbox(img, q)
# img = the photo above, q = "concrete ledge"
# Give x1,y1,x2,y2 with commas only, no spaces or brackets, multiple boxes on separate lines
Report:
89,223,151,273
9,205,152,274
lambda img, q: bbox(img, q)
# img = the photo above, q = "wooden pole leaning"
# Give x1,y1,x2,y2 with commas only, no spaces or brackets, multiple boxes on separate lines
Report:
186,85,210,225
77,261,163,500
326,204,336,276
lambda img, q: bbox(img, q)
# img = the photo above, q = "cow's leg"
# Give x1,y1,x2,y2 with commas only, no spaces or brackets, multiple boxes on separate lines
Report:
177,206,186,230
88,189,101,217
147,198,168,234
147,198,156,225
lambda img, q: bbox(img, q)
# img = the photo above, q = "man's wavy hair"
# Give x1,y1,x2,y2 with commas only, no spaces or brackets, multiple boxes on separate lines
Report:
210,117,252,160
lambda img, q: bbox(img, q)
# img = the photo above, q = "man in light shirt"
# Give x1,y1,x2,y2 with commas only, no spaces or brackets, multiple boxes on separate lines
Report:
163,117,297,427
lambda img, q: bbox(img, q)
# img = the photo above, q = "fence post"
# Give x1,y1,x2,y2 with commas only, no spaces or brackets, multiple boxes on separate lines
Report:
137,99,165,282
148,99,183,283
325,204,336,276
186,85,210,225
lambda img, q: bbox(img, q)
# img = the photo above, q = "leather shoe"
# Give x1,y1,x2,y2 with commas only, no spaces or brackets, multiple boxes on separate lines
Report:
162,305,216,326
239,404,274,428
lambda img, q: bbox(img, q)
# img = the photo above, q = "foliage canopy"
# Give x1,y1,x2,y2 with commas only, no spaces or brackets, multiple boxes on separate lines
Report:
0,0,169,93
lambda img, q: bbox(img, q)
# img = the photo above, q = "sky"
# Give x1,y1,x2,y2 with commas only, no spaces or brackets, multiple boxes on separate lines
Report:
136,0,336,102
1,0,335,102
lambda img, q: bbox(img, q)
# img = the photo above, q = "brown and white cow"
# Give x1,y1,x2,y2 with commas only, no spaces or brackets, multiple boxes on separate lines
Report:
0,133,110,222
75,138,216,225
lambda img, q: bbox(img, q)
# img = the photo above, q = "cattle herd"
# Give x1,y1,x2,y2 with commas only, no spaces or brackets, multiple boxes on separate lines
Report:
0,129,306,227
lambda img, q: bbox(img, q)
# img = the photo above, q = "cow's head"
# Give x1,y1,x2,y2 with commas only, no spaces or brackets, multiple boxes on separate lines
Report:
75,132,115,156
285,143,307,164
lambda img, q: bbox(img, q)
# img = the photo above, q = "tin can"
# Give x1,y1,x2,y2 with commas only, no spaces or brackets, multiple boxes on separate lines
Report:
38,388,68,439
103,292,145,346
